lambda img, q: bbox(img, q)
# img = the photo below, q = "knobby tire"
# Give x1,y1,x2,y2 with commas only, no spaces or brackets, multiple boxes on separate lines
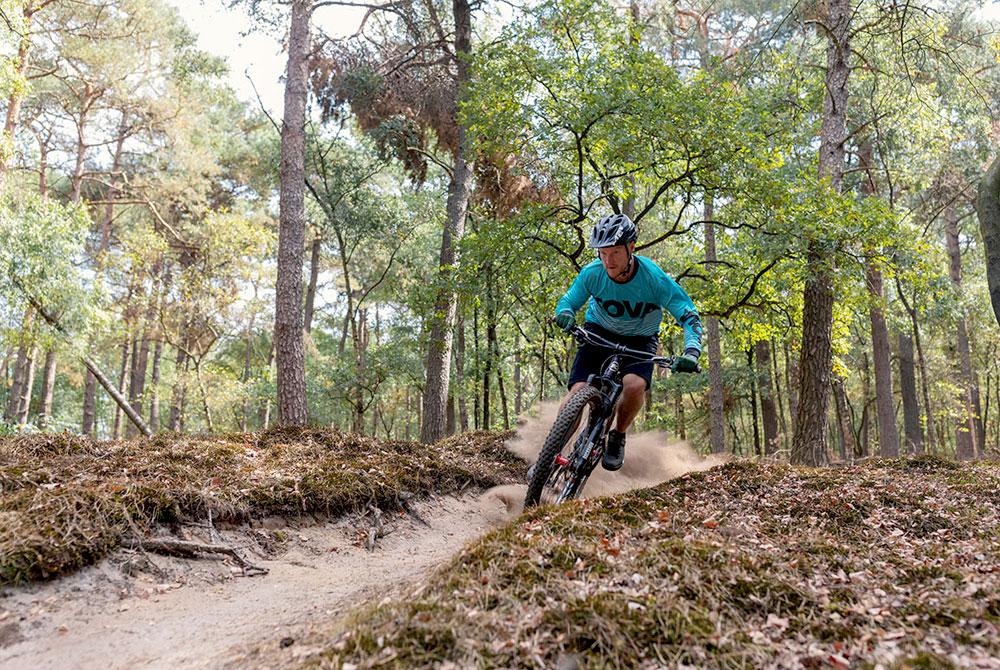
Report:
524,385,603,508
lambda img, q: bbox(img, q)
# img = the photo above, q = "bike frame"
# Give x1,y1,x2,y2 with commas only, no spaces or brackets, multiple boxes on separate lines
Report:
544,327,674,503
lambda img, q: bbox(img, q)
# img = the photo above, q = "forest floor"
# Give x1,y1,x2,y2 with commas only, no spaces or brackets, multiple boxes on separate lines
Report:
0,406,721,669
5,414,996,669
0,492,513,669
307,455,1000,670
0,425,523,669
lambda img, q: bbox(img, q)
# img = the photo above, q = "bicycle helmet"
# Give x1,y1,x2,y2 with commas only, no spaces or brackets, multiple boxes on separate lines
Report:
589,213,638,249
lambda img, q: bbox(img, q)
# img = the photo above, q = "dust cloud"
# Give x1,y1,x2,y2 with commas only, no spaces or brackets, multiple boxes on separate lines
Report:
480,402,727,523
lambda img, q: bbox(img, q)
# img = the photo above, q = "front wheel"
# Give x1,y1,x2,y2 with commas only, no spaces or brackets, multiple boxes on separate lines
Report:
524,385,603,508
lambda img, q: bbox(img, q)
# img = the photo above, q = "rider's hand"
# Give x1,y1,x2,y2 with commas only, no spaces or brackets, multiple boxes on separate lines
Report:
671,348,701,373
554,311,575,332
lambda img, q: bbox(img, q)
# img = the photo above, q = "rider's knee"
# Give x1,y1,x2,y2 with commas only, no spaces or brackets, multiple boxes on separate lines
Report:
622,375,646,399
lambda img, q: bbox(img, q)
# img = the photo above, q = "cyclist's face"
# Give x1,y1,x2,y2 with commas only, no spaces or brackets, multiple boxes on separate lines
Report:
598,242,634,277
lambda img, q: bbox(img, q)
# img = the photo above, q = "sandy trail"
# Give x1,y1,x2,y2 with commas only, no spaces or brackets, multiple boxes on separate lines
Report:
0,494,515,670
0,412,720,669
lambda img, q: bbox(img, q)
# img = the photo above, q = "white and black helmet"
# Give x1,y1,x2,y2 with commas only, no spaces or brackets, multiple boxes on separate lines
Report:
589,213,638,249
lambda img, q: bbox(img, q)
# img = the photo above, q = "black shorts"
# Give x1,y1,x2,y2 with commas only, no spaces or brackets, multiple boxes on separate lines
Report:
567,323,659,390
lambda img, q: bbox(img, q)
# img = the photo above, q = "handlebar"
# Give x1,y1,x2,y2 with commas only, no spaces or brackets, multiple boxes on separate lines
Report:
567,325,677,369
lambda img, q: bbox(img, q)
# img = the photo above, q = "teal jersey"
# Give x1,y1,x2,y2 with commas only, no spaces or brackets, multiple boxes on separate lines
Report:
555,255,703,353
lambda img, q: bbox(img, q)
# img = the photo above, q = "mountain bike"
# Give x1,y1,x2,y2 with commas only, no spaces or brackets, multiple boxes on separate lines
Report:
524,325,689,508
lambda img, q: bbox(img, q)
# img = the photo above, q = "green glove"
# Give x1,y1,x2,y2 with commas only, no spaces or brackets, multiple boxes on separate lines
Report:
554,311,575,332
671,348,701,373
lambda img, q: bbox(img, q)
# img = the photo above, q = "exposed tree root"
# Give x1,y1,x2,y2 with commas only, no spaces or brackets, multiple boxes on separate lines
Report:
124,536,268,576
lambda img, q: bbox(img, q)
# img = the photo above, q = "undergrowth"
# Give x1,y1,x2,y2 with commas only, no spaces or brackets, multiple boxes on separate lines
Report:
314,456,1000,669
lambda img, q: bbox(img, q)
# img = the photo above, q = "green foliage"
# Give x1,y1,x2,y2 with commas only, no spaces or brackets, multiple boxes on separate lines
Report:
0,0,997,457
0,191,103,337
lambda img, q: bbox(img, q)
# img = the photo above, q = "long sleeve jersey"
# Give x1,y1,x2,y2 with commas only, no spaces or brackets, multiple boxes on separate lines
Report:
555,255,703,354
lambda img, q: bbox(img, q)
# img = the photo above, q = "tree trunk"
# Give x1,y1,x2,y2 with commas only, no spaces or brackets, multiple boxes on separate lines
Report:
473,304,480,430
99,116,128,258
2,345,12,398
793,261,836,466
496,333,510,430
755,340,779,455
168,347,188,432
148,339,163,432
859,139,899,457
39,348,56,427
455,312,469,431
82,371,97,437
945,210,981,459
866,260,898,456
81,353,151,437
241,309,257,431
860,352,871,457
770,338,789,450
16,344,37,426
127,306,154,439
539,324,548,404
129,332,151,437
304,230,321,333
785,341,799,433
113,337,131,439
675,385,685,440
274,0,311,427
831,375,857,459
446,392,456,435
69,90,93,203
0,12,32,186
258,344,275,430
420,0,474,444
973,374,986,453
748,348,761,456
482,323,492,432
5,310,33,423
404,387,412,440
897,275,936,454
896,330,922,454
977,155,1000,327
351,309,369,434
36,131,50,197
514,336,523,418
792,0,850,466
194,360,214,432
705,193,726,454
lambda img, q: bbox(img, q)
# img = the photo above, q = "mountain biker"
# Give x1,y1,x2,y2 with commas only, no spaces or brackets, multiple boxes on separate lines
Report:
552,212,703,471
